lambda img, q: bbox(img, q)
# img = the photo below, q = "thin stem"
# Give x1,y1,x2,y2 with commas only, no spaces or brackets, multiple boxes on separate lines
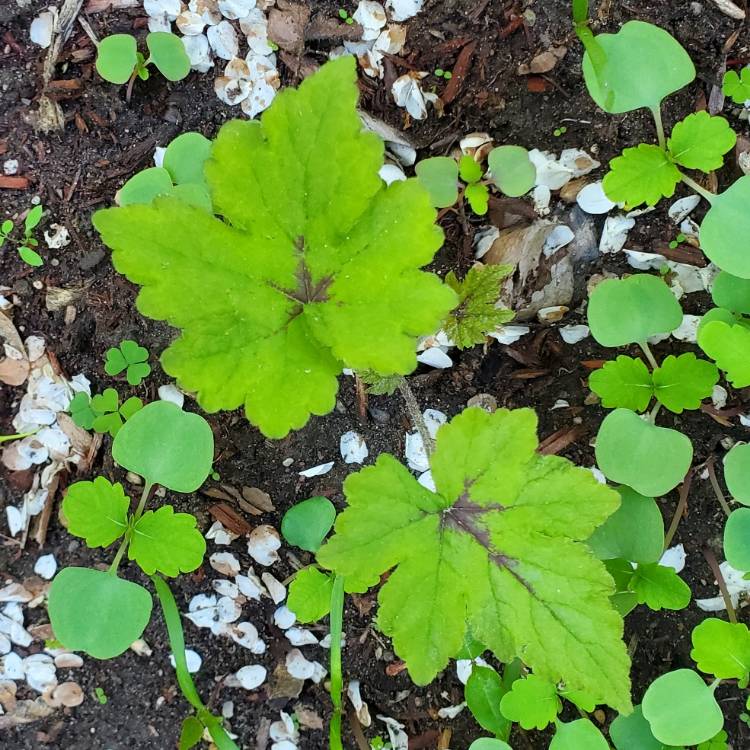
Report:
650,106,666,149
133,482,153,523
703,547,738,624
648,401,662,425
706,458,732,518
328,574,345,750
680,173,716,204
664,471,693,550
151,575,240,750
108,535,129,574
397,378,434,457
639,341,659,371
108,482,153,575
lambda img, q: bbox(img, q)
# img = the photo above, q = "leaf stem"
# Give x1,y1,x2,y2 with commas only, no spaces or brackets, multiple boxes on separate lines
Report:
397,378,435,457
108,482,153,574
328,574,345,750
133,482,154,523
703,547,738,624
664,470,693,550
650,105,666,150
151,574,240,750
706,457,732,518
648,401,662,425
638,341,659,371
680,173,716,204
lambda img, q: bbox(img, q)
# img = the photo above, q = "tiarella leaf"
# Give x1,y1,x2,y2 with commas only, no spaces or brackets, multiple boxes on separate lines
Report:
443,264,514,349
667,112,736,172
651,353,718,413
287,567,334,622
318,408,632,711
498,674,560,730
94,58,455,438
603,144,681,208
691,618,750,684
629,563,691,611
128,505,206,577
62,477,130,548
589,356,653,411
698,319,750,387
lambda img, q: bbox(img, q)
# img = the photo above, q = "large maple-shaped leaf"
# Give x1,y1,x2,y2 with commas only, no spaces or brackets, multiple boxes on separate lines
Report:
93,57,456,438
317,407,632,711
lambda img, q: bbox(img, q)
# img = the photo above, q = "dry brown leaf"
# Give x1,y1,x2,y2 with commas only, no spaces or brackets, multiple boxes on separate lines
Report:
208,503,252,536
242,486,275,513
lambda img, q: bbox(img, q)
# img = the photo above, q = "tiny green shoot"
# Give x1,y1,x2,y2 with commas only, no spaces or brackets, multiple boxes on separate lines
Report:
94,686,108,705
0,204,45,266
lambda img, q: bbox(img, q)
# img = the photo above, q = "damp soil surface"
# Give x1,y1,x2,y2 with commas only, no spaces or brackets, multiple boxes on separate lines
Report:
1,0,749,748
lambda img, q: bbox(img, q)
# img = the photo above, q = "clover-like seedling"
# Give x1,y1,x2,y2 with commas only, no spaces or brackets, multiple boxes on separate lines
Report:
434,68,453,80
724,67,750,105
80,388,143,436
337,8,354,24
105,339,151,385
416,146,536,216
317,407,632,711
94,58,457,439
96,32,190,87
443,264,514,349
0,204,44,266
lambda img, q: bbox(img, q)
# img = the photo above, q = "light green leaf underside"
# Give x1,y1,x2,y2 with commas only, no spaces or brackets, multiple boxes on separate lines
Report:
93,57,455,438
581,20,695,114
318,407,632,712
62,477,130,548
603,144,681,208
667,112,736,172
589,356,653,412
128,505,206,577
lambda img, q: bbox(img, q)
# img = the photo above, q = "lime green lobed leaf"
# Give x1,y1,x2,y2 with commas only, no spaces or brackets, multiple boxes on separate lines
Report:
700,175,750,278
94,58,456,438
48,567,152,658
465,665,512,738
629,563,691,611
63,477,130,548
587,486,664,565
595,409,693,496
288,567,335,622
724,508,750,571
723,68,750,105
465,182,489,215
724,443,750,505
581,21,695,114
498,674,560,730
603,144,681,208
129,505,206,576
698,731,729,750
415,156,459,207
691,618,750,684
642,670,724,746
698,319,750,387
588,274,682,347
443,264,514,349
589,356,653,412
96,34,138,85
487,146,536,197
550,719,609,750
667,112,736,172
146,32,191,81
652,353,718,413
459,155,484,184
318,407,632,711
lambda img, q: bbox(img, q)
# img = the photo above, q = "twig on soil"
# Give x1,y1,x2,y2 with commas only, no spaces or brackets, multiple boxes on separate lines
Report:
703,547,739,624
348,709,371,750
354,373,368,423
397,378,434,457
664,469,694,550
706,456,733,518
441,41,477,105
77,16,99,46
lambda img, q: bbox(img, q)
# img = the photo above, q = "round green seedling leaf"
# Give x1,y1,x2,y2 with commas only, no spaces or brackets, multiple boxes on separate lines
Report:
587,486,664,564
711,272,750,314
588,274,682,347
589,355,653,412
415,157,459,208
499,674,560,730
146,32,191,81
724,443,750,505
595,409,693,497
701,175,750,279
487,145,536,197
62,477,130,548
642,669,724,746
581,21,695,114
469,741,512,750
724,508,750,571
112,401,214,492
116,167,174,206
96,34,139,85
48,567,152,659
610,705,675,750
465,666,511,737
459,154,484,184
667,112,736,172
691,618,750,683
281,496,336,552
651,353,718,414
550,719,609,750
287,566,334,622
163,132,212,188
698,319,750,388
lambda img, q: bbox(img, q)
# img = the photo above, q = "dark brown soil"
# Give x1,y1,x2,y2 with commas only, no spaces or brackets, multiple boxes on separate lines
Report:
1,0,749,748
